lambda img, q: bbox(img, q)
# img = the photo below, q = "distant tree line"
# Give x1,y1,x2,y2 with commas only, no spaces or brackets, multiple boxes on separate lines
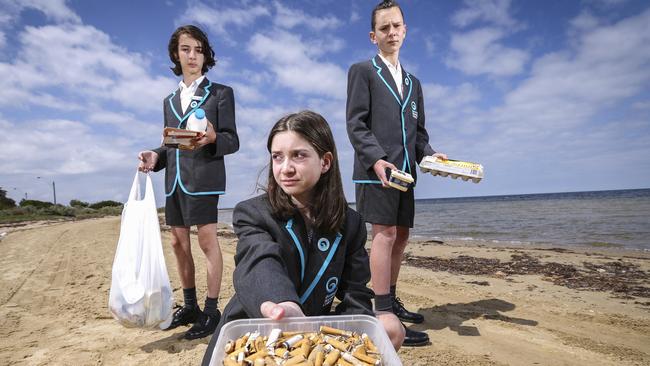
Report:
0,187,124,223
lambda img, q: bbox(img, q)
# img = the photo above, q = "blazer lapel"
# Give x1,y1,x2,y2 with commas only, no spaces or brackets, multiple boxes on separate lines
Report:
401,68,413,106
372,55,402,105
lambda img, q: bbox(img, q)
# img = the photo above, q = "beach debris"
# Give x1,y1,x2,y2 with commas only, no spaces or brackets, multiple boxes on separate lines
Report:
419,156,484,183
0,232,6,241
403,253,650,298
220,326,383,365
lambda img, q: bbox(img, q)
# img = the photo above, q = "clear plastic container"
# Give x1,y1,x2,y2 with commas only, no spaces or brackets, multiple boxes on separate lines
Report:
209,314,402,366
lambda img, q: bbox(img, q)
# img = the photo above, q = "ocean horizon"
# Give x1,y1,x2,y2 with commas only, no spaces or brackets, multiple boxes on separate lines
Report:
219,188,650,251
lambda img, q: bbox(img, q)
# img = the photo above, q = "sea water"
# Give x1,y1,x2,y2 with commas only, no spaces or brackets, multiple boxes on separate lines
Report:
219,189,650,251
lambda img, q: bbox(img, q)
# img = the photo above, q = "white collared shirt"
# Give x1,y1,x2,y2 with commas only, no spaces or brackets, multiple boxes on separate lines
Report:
378,54,403,98
179,75,205,113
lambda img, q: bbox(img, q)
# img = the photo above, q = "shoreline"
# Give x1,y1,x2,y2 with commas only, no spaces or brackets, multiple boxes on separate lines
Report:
1,216,649,365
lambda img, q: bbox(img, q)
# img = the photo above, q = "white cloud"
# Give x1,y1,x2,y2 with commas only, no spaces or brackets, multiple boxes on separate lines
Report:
0,24,175,112
247,31,347,100
446,27,529,77
0,0,80,24
0,118,132,176
176,2,270,45
273,1,342,31
451,0,520,29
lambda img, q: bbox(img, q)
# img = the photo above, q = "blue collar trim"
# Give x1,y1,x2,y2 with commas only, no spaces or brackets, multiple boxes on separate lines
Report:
168,80,212,126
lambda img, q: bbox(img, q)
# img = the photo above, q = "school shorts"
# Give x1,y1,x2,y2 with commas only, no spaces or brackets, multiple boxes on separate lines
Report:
355,183,414,228
165,188,219,227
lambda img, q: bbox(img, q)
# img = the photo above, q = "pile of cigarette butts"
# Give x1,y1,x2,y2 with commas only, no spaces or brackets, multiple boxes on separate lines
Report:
220,325,383,366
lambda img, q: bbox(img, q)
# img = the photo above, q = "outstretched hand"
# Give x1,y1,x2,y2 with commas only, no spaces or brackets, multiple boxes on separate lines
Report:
260,301,305,320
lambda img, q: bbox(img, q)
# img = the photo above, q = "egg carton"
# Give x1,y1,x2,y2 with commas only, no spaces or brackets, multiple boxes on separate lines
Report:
419,156,484,183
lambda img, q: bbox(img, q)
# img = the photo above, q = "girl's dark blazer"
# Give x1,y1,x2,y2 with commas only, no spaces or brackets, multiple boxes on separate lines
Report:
346,55,435,185
201,194,374,365
152,77,239,196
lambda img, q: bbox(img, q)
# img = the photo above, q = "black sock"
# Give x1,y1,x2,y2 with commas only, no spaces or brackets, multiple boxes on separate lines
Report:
374,294,392,312
204,297,219,316
390,285,397,300
183,287,198,308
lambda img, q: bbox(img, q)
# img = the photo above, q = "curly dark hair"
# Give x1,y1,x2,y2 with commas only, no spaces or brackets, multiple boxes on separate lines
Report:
168,25,216,76
371,0,404,30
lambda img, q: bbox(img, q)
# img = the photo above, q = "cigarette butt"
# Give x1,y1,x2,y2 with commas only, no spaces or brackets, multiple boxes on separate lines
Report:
274,347,289,358
351,352,379,365
308,344,323,362
224,340,235,354
341,352,373,366
255,336,266,352
352,345,366,357
282,334,304,349
282,331,303,337
244,349,269,363
323,349,340,366
266,329,282,348
324,336,348,352
320,325,353,338
337,358,353,366
315,350,325,366
285,355,307,366
228,345,249,358
361,334,378,354
290,347,305,358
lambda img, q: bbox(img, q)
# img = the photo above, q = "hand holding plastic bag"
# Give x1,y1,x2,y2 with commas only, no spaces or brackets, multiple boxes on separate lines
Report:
109,171,173,328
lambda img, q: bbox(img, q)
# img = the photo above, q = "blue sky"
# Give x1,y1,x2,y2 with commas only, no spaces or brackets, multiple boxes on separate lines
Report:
1,0,649,208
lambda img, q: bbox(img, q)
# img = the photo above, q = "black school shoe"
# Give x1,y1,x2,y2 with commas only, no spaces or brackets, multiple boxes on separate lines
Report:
403,324,430,347
165,305,201,330
184,310,221,340
392,297,424,324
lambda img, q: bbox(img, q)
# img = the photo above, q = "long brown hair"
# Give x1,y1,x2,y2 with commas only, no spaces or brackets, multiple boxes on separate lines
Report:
266,110,347,234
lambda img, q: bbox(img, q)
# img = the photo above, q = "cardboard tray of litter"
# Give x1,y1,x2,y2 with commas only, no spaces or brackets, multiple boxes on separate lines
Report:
419,156,484,183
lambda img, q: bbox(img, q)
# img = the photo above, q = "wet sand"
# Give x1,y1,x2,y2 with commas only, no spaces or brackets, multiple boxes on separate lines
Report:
1,216,649,365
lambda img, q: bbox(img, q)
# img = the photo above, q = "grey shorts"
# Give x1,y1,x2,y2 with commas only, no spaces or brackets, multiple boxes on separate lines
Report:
165,189,219,227
355,183,414,228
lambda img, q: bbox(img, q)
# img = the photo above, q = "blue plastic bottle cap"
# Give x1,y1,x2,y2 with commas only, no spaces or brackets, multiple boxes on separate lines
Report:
194,108,205,119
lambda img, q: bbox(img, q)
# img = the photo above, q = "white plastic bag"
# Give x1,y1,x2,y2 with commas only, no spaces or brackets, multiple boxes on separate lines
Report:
109,171,173,328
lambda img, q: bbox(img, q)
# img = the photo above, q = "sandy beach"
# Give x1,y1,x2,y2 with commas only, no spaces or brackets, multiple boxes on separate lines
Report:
1,216,649,366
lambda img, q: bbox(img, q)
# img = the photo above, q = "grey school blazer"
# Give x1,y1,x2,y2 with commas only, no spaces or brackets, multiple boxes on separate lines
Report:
201,194,374,365
152,77,239,196
346,55,435,185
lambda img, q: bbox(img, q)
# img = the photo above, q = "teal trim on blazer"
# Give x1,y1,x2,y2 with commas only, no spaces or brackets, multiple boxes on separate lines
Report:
286,219,306,282
299,233,342,304
168,81,212,126
164,80,225,196
165,149,225,196
401,73,413,173
353,180,382,184
371,56,413,174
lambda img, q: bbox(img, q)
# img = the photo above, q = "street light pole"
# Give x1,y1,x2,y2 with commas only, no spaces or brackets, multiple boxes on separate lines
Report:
36,177,57,205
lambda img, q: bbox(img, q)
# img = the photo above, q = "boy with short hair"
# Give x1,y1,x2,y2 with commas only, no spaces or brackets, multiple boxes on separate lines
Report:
346,0,447,347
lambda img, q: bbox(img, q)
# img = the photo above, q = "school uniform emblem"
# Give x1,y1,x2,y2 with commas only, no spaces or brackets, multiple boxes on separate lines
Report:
323,276,338,306
411,101,418,118
317,238,330,251
190,100,198,109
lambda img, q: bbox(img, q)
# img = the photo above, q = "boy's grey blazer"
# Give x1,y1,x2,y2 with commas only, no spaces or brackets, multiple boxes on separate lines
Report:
153,77,239,196
346,55,435,185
